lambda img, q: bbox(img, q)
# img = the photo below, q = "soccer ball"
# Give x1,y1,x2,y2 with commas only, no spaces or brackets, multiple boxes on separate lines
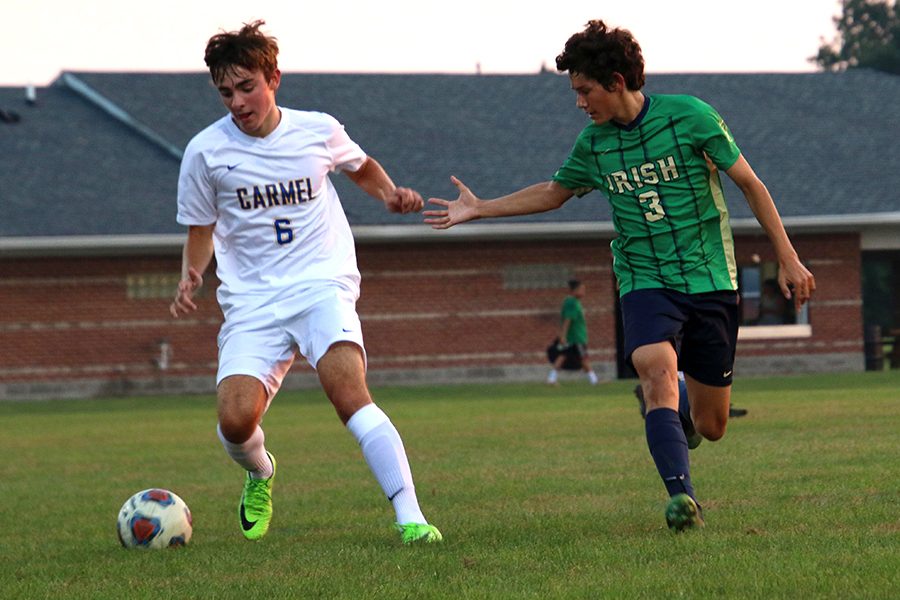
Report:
117,488,193,549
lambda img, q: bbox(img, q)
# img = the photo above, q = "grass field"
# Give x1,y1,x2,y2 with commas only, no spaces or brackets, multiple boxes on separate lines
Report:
2,371,899,599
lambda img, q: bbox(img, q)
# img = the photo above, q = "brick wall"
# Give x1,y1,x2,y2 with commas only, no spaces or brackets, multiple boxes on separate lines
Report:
734,232,864,364
0,232,864,398
0,255,220,383
356,240,617,371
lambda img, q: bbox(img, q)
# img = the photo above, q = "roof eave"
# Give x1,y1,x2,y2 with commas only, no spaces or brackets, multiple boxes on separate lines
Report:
0,234,187,257
2,212,899,256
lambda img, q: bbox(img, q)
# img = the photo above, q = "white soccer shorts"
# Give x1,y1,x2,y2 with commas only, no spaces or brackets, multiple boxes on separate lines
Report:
216,285,366,402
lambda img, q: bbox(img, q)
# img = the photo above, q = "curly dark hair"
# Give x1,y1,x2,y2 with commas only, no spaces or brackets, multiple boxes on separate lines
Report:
555,20,645,91
204,20,279,84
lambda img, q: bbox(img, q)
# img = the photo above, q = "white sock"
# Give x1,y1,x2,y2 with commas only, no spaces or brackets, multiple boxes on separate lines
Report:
587,371,598,385
347,403,426,525
217,424,273,480
547,369,558,383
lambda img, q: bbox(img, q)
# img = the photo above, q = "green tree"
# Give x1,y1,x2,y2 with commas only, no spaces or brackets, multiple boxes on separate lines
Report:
813,0,900,74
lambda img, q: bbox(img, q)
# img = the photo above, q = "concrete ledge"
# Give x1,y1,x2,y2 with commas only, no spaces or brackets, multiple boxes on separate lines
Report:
0,375,218,402
734,352,864,376
0,362,618,402
0,355,864,401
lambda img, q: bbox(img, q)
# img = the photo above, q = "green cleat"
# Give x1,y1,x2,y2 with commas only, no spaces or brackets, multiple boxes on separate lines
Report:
665,493,704,532
239,451,276,540
395,522,443,544
680,416,703,450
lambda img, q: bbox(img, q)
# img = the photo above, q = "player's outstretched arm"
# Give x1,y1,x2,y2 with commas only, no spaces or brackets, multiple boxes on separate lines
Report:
424,177,573,230
170,224,215,318
726,155,816,310
345,157,423,214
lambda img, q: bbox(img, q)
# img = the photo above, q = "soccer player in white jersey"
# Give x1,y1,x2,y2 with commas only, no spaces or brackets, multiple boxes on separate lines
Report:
169,20,441,544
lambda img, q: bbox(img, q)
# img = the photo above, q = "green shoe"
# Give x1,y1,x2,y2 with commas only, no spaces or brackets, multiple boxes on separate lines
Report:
395,522,443,544
239,451,276,540
681,419,703,450
665,493,704,532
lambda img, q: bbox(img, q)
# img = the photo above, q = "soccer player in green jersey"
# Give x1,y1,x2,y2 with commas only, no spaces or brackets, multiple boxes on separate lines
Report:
424,20,815,531
547,279,600,386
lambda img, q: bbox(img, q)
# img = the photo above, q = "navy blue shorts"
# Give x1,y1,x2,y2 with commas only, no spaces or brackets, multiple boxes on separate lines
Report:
620,288,739,387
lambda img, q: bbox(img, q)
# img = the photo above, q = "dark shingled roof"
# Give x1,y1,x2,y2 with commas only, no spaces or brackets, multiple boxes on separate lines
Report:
2,70,899,238
0,83,180,237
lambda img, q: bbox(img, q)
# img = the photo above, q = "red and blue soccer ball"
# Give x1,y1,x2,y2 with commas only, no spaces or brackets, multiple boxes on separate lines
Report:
117,488,193,549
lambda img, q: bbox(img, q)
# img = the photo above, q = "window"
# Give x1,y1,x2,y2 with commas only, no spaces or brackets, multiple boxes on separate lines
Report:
502,264,574,290
737,261,810,340
126,273,207,300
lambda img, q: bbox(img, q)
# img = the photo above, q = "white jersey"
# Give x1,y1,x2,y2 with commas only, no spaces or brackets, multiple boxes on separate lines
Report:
177,108,367,319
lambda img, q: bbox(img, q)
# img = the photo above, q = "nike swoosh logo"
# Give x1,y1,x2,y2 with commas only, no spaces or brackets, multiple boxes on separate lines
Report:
227,164,240,171
342,328,354,332
723,370,733,378
240,502,257,531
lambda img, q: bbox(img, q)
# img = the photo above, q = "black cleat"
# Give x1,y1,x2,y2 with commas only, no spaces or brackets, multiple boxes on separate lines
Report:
729,406,748,418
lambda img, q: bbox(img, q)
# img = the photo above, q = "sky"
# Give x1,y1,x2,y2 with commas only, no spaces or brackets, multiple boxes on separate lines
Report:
3,0,842,87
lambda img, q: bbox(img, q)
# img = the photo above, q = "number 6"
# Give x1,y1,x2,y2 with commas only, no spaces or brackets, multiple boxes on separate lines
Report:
274,219,293,245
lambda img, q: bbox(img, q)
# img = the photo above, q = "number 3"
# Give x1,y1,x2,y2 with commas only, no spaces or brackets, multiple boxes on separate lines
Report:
274,219,293,245
639,190,666,222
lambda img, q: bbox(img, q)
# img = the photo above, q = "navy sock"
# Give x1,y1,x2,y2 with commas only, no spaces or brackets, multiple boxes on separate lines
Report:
645,408,695,500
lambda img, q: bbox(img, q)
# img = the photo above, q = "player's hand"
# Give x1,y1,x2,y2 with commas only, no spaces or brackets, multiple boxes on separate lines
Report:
777,257,816,311
424,176,481,229
385,187,424,214
169,267,203,318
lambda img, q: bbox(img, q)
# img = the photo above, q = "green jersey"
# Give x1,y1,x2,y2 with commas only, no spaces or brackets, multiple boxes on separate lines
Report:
561,296,588,345
553,94,741,296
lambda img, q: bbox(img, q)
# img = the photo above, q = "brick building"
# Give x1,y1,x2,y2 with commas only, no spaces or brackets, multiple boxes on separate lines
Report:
1,71,898,400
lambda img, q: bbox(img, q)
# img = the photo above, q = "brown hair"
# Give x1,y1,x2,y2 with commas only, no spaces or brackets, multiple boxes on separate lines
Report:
204,20,279,83
555,20,645,91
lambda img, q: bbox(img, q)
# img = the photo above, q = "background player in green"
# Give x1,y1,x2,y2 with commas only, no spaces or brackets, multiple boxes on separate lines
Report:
425,19,815,530
547,279,600,386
